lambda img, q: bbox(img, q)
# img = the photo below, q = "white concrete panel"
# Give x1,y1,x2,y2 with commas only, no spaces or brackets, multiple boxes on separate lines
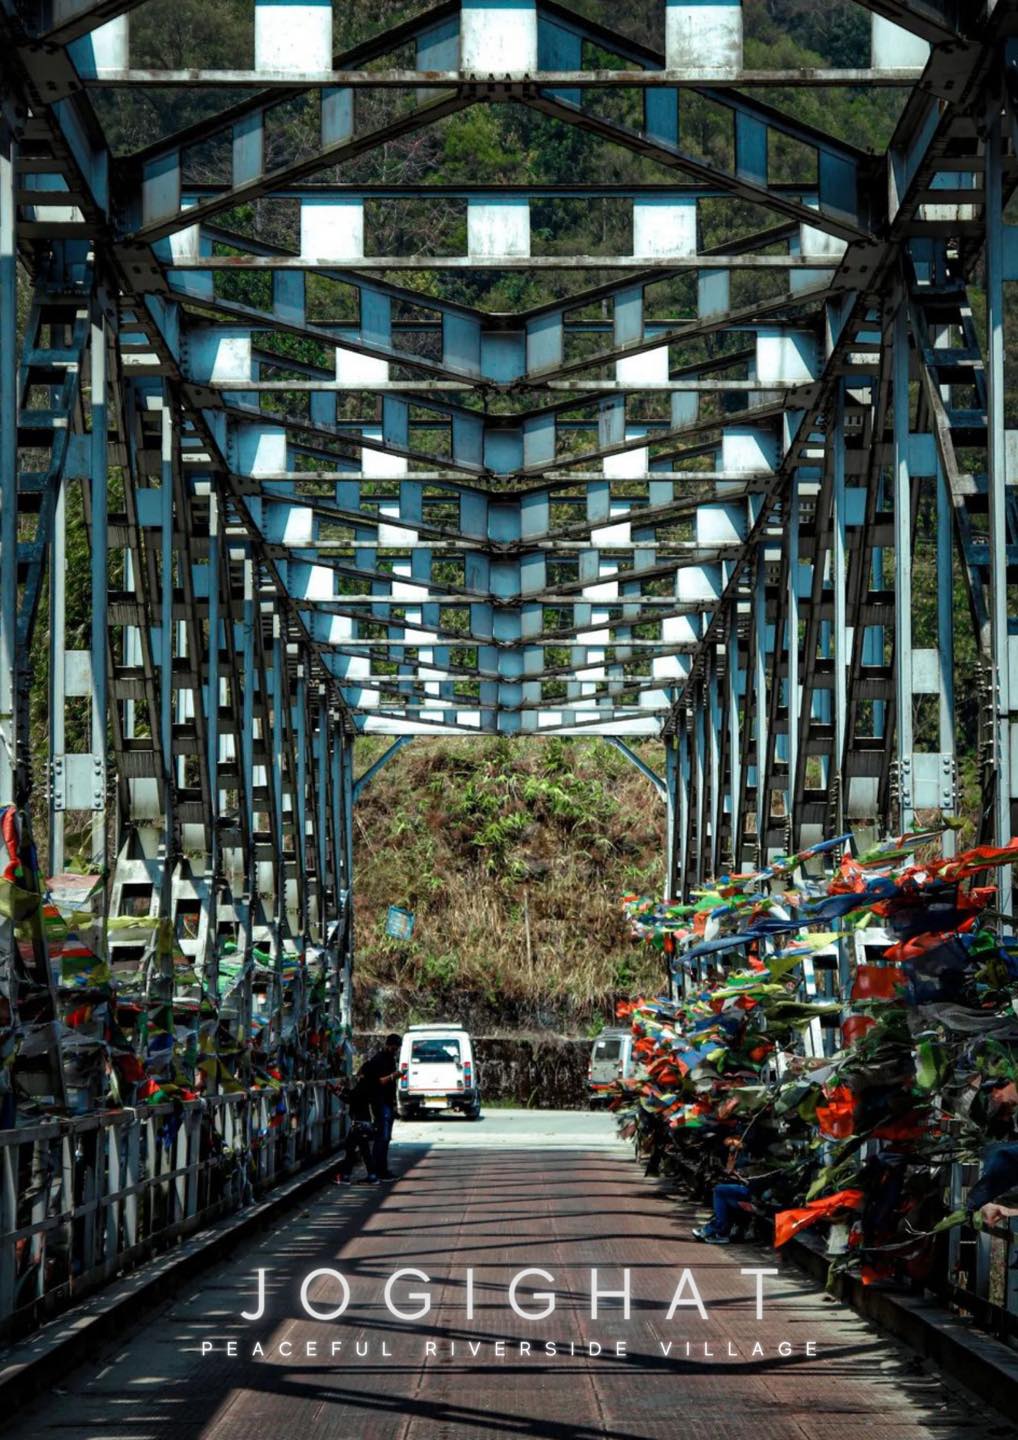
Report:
604,435,649,477
582,579,619,604
255,0,333,73
360,428,407,478
556,717,661,735
633,197,697,257
696,502,746,545
665,1,742,72
616,347,669,383
756,328,817,384
363,715,482,734
677,563,721,603
277,506,314,546
300,197,363,260
468,198,531,258
235,425,287,476
303,565,336,600
392,578,430,603
64,8,129,75
799,219,847,264
794,204,847,298
592,519,632,547
187,328,252,383
871,16,929,70
663,614,700,645
911,647,941,695
722,426,777,474
461,0,538,73
325,615,353,642
336,347,389,383
377,503,419,549
128,778,161,820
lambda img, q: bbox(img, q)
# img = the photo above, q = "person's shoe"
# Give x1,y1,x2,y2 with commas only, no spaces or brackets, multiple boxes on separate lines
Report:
701,1232,731,1245
691,1226,713,1240
364,1174,379,1184
334,1174,351,1185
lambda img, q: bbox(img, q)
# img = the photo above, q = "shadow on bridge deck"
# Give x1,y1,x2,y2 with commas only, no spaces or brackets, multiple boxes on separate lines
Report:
0,1111,1010,1440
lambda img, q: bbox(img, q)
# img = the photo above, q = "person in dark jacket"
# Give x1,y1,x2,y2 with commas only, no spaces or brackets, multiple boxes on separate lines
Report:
335,1072,377,1184
359,1033,402,1180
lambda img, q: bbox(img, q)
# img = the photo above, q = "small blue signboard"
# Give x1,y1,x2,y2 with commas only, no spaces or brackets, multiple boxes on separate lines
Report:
385,905,415,941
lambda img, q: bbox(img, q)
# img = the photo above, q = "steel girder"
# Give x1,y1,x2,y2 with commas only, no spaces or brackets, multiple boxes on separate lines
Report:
0,0,1016,1103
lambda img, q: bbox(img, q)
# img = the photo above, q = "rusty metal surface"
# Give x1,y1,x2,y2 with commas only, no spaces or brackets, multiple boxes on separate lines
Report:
1,1130,1011,1440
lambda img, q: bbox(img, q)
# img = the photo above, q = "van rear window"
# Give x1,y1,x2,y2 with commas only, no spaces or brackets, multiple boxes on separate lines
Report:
411,1038,461,1063
594,1039,621,1060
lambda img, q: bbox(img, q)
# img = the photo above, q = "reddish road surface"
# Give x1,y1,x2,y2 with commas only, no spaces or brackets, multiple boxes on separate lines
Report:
1,1112,1009,1440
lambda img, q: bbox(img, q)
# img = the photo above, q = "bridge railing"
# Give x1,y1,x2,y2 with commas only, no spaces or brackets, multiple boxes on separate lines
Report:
0,1080,346,1342
941,1165,1018,1343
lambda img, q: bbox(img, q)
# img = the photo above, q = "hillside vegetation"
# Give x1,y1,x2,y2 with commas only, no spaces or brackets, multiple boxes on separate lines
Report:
351,736,668,1026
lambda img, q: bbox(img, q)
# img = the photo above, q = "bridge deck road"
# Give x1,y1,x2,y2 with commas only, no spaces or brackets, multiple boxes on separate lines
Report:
1,1110,1010,1440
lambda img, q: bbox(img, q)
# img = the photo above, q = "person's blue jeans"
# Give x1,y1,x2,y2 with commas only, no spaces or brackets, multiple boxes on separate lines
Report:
707,1182,752,1237
372,1104,394,1176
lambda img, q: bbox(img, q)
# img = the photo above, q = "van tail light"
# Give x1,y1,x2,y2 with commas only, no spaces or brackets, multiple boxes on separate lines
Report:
399,1061,409,1090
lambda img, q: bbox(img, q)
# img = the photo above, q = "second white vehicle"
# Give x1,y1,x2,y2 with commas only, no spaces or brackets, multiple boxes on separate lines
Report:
396,1024,481,1120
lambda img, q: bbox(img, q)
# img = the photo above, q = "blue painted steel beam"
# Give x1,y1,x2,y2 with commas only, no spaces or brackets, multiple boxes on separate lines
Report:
353,737,414,803
603,737,667,801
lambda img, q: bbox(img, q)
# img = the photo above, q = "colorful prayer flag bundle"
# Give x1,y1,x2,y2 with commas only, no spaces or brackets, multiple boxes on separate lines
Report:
616,830,1018,1285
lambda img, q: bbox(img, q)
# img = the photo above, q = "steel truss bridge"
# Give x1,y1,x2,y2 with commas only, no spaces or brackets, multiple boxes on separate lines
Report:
0,0,1016,1117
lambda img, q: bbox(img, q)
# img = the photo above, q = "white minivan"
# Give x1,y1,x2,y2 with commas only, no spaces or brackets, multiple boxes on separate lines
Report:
397,1024,481,1120
588,1026,634,1106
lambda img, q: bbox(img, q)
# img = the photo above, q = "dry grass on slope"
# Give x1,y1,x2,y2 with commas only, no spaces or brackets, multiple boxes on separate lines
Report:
351,735,667,1013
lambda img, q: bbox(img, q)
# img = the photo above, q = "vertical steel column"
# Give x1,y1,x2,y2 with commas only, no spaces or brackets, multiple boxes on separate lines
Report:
159,404,174,827
678,717,690,894
329,723,343,1023
340,733,354,1032
664,737,678,902
48,466,67,873
986,96,1013,916
238,552,256,1053
205,490,221,1000
270,617,286,1047
315,691,329,941
786,478,800,840
90,316,109,870
725,611,741,863
295,663,308,938
893,297,915,834
936,454,957,857
753,549,768,859
707,657,722,874
664,736,678,1000
0,124,16,808
831,381,848,831
693,688,706,881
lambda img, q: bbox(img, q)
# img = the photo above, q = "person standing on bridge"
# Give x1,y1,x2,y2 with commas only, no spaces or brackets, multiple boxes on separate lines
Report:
360,1033,402,1180
335,1070,378,1185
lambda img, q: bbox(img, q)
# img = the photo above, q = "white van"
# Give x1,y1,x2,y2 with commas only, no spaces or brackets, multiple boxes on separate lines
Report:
397,1024,481,1120
588,1027,634,1106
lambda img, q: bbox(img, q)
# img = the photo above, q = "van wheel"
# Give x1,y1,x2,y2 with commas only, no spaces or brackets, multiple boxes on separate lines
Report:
465,1105,481,1121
